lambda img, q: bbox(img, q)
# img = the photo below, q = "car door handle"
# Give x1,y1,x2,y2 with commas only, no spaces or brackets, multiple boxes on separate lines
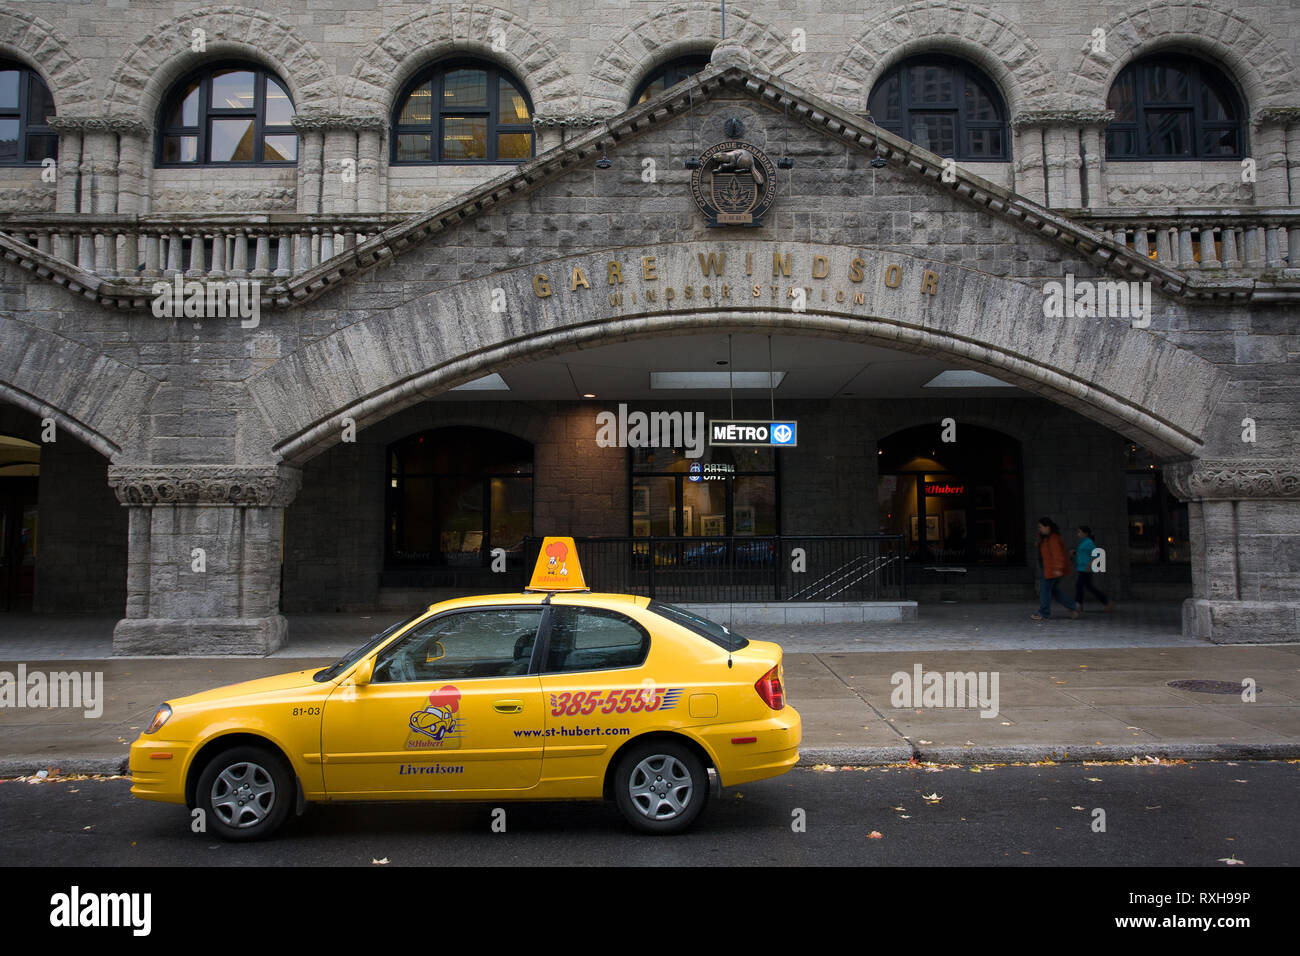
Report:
494,700,524,714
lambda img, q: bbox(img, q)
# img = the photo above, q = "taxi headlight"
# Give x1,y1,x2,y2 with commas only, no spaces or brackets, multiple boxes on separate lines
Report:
145,704,172,735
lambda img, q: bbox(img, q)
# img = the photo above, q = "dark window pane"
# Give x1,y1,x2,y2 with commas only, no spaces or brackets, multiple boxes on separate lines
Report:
209,118,255,161
210,69,256,110
910,113,956,155
397,477,433,557
399,81,432,125
396,132,430,162
967,127,1002,157
636,77,666,104
963,78,998,121
25,74,55,127
162,135,198,163
909,64,954,104
1107,73,1136,121
263,134,297,162
24,134,57,163
442,115,487,160
0,117,17,162
1144,64,1189,103
166,81,200,128
1201,127,1238,156
1144,110,1192,155
1106,127,1138,156
498,78,529,123
263,77,294,125
489,477,532,554
1199,81,1234,122
375,608,544,683
0,70,18,110
443,69,487,108
438,476,483,564
497,131,531,160
545,606,649,673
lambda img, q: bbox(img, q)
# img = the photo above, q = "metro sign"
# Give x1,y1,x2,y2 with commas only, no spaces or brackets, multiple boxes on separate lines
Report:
709,420,798,447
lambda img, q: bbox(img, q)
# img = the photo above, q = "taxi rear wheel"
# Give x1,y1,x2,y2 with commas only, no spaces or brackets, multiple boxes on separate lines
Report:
196,745,293,842
614,740,708,834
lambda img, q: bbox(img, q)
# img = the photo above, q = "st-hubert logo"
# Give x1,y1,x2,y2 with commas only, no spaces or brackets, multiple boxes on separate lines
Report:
690,141,777,227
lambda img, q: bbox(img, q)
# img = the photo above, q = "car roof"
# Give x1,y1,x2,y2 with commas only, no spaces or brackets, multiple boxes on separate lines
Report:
425,592,651,613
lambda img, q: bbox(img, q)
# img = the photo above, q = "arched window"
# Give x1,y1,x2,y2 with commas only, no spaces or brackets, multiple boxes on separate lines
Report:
867,55,1009,161
631,55,711,105
877,423,1023,564
157,62,296,166
386,427,534,573
392,61,533,164
0,62,56,165
1105,55,1244,159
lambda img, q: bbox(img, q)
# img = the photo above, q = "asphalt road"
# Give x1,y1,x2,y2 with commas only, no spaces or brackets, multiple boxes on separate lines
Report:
1,760,1295,867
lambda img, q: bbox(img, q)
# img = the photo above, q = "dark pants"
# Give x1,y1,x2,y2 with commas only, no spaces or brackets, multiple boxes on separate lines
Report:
1038,576,1077,616
1074,571,1108,607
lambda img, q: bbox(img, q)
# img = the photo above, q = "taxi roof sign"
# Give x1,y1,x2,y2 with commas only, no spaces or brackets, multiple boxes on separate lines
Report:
526,536,589,592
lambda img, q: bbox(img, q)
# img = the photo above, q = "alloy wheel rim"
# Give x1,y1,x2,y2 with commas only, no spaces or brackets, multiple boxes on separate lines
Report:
628,754,693,820
211,761,276,828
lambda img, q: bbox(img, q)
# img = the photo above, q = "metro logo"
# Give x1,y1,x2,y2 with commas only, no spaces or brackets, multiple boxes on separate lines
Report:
709,420,798,447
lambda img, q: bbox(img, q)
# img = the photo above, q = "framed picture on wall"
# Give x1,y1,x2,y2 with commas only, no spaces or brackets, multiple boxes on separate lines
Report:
631,485,650,515
734,506,755,534
632,518,651,538
910,515,940,541
943,510,967,543
701,514,725,537
669,505,694,536
974,485,995,510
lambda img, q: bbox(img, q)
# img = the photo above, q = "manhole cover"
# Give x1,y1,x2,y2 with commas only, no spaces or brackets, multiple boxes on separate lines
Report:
1167,679,1252,695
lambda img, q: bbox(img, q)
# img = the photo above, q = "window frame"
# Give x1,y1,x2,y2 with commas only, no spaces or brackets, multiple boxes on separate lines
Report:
1104,54,1246,161
540,604,652,675
390,59,534,165
370,605,550,684
867,54,1010,162
630,54,713,105
155,60,297,168
0,61,57,167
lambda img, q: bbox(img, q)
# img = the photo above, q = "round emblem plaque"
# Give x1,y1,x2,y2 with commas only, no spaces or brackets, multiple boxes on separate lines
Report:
689,140,778,227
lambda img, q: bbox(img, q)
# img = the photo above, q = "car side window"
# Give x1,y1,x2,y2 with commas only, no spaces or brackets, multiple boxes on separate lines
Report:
545,606,650,673
372,608,543,683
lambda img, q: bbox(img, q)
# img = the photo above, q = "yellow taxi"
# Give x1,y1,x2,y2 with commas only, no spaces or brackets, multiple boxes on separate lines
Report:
130,538,801,840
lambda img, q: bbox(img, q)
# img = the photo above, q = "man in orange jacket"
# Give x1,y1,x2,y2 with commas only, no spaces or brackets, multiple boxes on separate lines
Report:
1031,517,1079,621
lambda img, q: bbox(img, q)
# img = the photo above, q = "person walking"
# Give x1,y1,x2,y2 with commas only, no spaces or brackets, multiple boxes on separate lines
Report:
1031,517,1078,621
1072,525,1115,612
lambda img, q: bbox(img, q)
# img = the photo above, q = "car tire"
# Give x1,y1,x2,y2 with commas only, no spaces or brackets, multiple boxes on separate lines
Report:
613,740,709,834
195,745,294,842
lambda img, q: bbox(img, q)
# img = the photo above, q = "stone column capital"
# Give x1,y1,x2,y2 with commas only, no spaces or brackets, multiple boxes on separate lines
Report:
1011,109,1115,131
1163,459,1300,501
47,115,150,136
108,464,302,507
290,111,387,132
1252,106,1300,130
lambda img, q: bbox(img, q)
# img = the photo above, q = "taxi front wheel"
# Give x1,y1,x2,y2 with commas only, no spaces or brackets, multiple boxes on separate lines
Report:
196,745,294,842
613,740,708,834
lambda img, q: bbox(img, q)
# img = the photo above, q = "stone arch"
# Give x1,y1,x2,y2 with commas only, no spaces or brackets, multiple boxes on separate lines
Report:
343,4,576,120
1064,1,1297,113
103,6,336,124
243,243,1227,468
827,0,1056,117
0,6,97,111
0,320,161,460
584,3,810,114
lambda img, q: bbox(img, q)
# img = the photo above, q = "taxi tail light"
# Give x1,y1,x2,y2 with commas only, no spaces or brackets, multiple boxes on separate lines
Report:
755,666,784,710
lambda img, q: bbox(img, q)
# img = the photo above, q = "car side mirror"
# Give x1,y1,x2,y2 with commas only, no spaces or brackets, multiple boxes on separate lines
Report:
351,657,374,686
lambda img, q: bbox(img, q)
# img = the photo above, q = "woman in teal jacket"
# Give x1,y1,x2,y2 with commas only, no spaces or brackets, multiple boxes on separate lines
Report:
1073,525,1115,612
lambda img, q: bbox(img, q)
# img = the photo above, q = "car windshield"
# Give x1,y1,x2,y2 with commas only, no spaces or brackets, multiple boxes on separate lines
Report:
648,601,749,651
313,610,428,682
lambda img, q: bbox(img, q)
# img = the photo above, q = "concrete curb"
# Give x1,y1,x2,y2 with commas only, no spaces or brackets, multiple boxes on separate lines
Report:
4,741,1300,779
799,742,1300,765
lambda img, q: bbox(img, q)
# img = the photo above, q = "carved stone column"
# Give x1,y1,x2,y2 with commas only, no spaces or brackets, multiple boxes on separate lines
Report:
1164,459,1300,644
1011,109,1114,209
293,112,387,215
108,465,302,655
1252,107,1300,206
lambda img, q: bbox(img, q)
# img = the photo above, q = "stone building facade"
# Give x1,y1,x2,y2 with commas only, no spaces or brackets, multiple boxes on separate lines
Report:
0,1,1295,652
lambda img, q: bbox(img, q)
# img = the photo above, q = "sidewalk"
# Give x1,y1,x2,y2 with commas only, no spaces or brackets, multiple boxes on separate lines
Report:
2,637,1297,775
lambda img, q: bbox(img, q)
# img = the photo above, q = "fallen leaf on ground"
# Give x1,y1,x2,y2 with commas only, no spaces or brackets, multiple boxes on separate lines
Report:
1217,857,1245,865
867,831,883,839
1086,777,1103,782
371,857,389,865
918,739,932,745
1071,806,1085,811
922,793,942,803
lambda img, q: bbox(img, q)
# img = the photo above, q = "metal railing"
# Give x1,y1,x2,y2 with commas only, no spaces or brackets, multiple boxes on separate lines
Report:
524,535,906,603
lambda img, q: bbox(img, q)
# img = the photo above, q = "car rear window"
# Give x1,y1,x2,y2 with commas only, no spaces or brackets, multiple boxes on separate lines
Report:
648,601,749,651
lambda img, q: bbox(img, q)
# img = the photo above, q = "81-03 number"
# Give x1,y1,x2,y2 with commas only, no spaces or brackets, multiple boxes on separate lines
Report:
550,689,661,717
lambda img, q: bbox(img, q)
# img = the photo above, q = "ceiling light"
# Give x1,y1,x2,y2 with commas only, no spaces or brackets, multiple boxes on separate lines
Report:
922,370,1014,388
